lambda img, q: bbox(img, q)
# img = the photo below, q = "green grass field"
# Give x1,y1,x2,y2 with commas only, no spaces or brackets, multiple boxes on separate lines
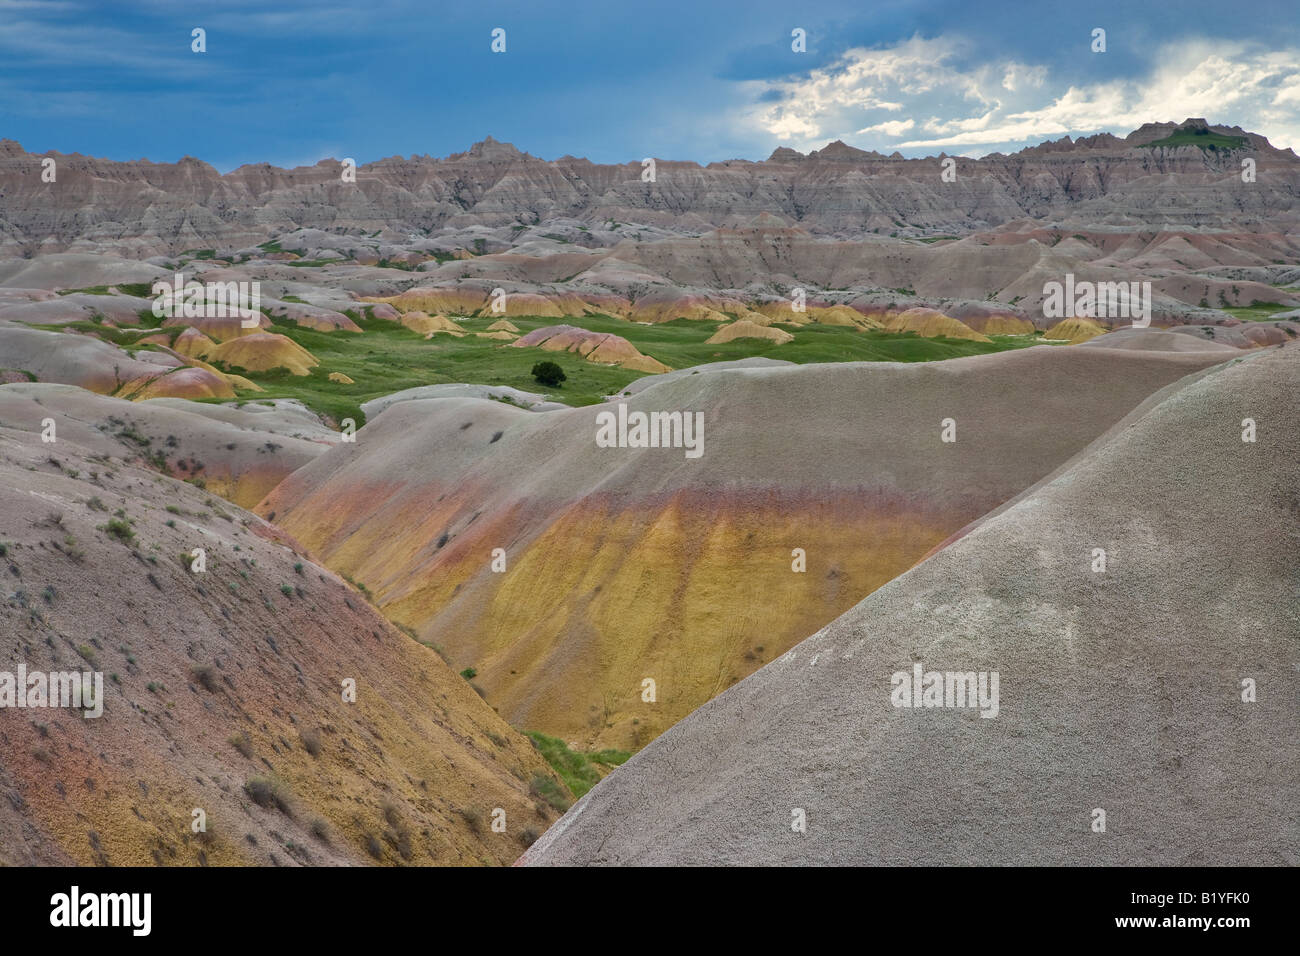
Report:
1219,302,1293,322
202,312,1049,425
33,307,1053,426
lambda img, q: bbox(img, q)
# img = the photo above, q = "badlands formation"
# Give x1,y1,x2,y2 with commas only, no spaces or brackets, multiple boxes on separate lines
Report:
0,118,1296,865
0,387,568,865
524,343,1300,865
259,346,1233,748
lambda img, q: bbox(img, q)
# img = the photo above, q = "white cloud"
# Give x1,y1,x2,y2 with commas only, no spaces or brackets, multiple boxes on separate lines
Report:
745,35,1300,154
856,118,915,136
1001,64,1046,93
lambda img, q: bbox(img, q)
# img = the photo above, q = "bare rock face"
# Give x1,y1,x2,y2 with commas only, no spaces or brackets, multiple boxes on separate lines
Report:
2,120,1296,256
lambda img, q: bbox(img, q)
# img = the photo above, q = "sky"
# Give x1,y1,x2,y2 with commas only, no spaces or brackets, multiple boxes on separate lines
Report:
2,0,1299,171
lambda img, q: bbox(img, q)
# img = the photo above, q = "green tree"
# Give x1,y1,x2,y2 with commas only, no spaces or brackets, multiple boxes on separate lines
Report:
531,361,566,388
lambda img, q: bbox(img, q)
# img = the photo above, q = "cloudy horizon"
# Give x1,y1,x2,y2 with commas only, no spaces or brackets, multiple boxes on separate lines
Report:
1,0,1295,171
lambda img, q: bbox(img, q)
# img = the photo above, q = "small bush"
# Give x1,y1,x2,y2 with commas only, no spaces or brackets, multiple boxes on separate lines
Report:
364,834,383,859
529,772,571,813
299,727,322,757
459,667,477,680
460,808,483,834
310,817,330,843
280,584,294,597
228,731,253,758
55,534,84,562
394,828,413,861
190,664,219,693
244,775,293,815
100,517,135,544
530,360,566,388
380,799,402,829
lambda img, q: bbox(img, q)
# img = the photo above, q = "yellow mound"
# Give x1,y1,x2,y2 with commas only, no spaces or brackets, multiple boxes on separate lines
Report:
629,300,733,324
224,373,264,392
160,313,270,342
486,318,520,333
171,326,216,359
372,288,488,315
514,325,671,373
328,371,355,384
621,354,673,374
753,301,807,324
124,367,236,401
809,305,864,327
706,320,795,345
474,331,518,341
883,308,991,342
751,303,876,328
401,311,464,335
728,307,782,327
969,314,1037,335
823,305,882,329
204,332,320,376
1045,318,1108,343
477,293,590,318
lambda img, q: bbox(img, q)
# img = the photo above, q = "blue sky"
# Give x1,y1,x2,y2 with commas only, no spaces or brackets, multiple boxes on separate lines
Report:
3,0,1299,171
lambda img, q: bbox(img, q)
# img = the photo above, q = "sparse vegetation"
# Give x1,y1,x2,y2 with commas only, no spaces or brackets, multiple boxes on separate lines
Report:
100,516,135,544
528,770,572,812
299,727,323,757
1138,127,1249,151
244,775,293,815
190,664,219,692
526,731,629,799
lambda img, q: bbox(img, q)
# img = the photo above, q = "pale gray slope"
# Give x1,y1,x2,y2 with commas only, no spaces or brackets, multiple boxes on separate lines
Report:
523,344,1300,866
1081,327,1238,352
611,357,794,398
361,383,565,419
